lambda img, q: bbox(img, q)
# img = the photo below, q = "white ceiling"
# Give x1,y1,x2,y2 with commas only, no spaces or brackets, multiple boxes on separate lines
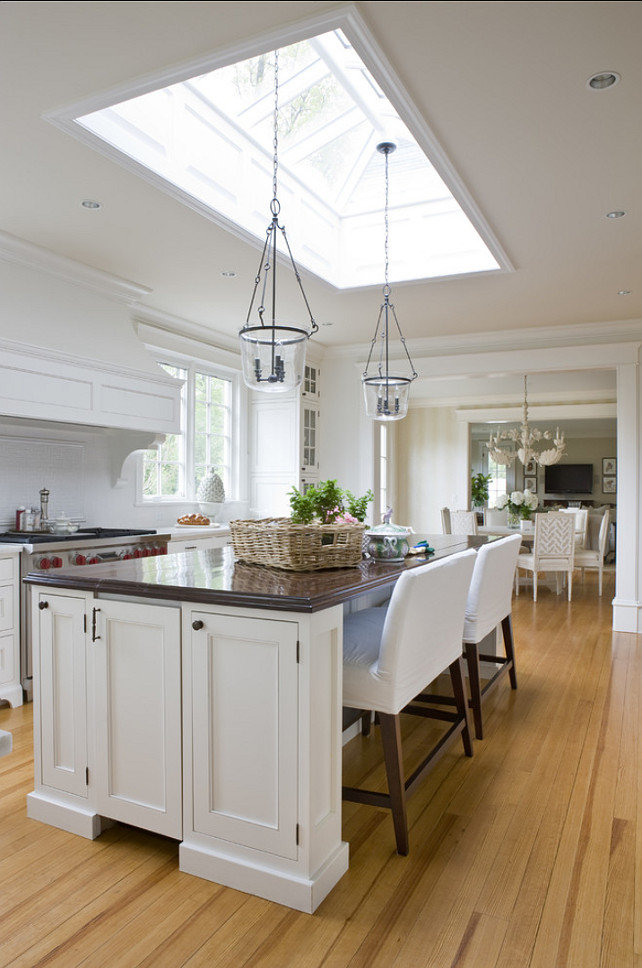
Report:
0,0,640,372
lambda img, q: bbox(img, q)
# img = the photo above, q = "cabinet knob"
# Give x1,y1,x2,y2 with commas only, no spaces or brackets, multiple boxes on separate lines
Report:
38,600,49,610
192,620,204,631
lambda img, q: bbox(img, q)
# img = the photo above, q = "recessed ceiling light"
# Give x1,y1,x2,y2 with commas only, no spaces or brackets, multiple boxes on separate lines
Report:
606,210,626,219
617,290,632,296
80,199,101,209
221,270,236,278
587,71,620,91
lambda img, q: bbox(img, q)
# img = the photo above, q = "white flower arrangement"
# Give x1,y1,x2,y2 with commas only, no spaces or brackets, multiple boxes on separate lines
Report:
496,488,538,519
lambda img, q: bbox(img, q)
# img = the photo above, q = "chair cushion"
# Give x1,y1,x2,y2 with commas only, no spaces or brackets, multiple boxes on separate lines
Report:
343,607,388,671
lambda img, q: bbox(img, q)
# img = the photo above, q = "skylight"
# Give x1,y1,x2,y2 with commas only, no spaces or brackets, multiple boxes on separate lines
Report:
74,29,501,289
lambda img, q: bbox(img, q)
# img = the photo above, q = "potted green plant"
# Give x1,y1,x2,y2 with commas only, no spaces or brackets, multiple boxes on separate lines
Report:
288,480,373,525
471,472,492,508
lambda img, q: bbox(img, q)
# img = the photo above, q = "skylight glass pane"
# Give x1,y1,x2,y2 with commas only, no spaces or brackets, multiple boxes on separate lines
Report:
75,29,500,289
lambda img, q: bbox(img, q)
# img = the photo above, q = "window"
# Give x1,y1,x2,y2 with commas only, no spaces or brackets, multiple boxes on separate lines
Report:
66,23,503,290
142,360,234,502
374,423,388,523
487,455,507,508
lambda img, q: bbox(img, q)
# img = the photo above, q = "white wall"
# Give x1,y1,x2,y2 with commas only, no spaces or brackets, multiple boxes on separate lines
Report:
0,416,194,532
318,355,375,503
395,406,469,532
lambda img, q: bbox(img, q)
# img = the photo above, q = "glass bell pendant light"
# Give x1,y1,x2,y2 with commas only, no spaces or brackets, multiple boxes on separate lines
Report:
362,142,417,421
239,50,318,392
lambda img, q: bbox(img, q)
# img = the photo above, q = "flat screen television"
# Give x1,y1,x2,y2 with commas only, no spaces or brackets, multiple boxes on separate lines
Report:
544,463,593,494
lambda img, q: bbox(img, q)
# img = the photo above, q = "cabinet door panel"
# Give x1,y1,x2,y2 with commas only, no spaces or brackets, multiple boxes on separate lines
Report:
38,593,88,797
93,601,181,838
0,632,15,684
191,612,298,859
0,583,14,632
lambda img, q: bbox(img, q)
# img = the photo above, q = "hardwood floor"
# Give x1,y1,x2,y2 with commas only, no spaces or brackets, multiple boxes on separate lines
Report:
0,569,634,967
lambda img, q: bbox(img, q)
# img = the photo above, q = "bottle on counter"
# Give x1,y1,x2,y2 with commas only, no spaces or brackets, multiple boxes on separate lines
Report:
16,506,26,530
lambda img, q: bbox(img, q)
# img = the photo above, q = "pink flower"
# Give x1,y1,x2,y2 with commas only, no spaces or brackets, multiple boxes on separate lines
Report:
335,512,359,525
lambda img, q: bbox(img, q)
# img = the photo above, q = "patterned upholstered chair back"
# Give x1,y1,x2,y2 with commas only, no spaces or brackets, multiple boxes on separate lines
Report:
533,511,575,559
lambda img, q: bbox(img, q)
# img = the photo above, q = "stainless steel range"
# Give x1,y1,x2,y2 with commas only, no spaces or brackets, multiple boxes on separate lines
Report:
0,527,171,699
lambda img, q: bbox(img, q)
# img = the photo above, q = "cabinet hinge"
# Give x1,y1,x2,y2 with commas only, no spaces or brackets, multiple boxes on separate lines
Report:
296,823,300,846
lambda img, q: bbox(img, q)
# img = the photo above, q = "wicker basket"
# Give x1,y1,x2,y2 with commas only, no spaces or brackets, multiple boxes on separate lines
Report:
229,518,367,571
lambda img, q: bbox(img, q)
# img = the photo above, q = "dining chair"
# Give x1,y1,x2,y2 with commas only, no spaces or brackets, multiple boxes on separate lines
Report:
558,507,589,549
462,534,522,739
483,506,508,528
575,509,610,595
449,509,478,535
514,511,575,601
342,548,477,855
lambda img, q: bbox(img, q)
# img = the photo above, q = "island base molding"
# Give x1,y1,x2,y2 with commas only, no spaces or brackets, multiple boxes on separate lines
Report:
179,840,350,915
26,791,110,840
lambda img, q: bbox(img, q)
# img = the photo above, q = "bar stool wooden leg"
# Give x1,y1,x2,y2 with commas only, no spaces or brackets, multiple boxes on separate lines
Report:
378,713,409,855
463,642,484,740
449,657,474,756
502,615,517,689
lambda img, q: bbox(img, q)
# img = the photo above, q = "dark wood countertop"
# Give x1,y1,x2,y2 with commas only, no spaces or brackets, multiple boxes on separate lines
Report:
23,535,490,613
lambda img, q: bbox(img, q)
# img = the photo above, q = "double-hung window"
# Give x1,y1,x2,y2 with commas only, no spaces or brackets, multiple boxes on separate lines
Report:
142,358,235,503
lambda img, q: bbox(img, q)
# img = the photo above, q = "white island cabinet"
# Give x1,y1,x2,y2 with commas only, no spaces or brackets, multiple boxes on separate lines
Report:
29,591,182,840
26,550,350,913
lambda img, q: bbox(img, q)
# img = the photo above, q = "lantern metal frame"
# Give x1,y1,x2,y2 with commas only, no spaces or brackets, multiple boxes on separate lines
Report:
362,142,417,420
239,50,317,391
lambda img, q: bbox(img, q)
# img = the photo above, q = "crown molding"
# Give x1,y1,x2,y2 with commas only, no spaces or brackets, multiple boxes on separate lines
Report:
0,230,151,304
0,335,175,386
324,317,642,364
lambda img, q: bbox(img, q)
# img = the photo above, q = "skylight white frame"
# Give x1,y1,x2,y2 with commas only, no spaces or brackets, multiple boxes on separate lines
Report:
44,3,512,290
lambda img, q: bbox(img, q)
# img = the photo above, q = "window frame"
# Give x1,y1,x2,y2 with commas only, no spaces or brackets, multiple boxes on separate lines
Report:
138,351,243,506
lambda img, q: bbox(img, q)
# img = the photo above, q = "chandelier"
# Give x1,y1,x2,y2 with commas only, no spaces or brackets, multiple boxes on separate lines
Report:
239,50,318,392
362,142,417,421
487,376,566,466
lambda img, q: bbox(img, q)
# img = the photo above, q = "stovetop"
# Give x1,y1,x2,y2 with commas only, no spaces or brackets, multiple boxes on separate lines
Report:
0,527,157,545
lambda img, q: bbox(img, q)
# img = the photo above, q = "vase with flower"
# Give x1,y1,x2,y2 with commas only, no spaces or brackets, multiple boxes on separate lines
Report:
495,489,538,529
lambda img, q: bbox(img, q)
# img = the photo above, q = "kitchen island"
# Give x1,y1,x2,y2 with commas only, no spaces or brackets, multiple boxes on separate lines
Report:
24,536,486,912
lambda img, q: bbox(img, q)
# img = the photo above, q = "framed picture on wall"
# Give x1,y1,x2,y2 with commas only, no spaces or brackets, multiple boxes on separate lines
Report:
524,476,537,492
603,476,616,494
524,459,537,475
602,457,616,476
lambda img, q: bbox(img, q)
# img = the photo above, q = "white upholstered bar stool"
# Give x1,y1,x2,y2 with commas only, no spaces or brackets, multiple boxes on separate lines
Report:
342,548,477,855
515,511,575,601
575,509,611,595
462,534,522,740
